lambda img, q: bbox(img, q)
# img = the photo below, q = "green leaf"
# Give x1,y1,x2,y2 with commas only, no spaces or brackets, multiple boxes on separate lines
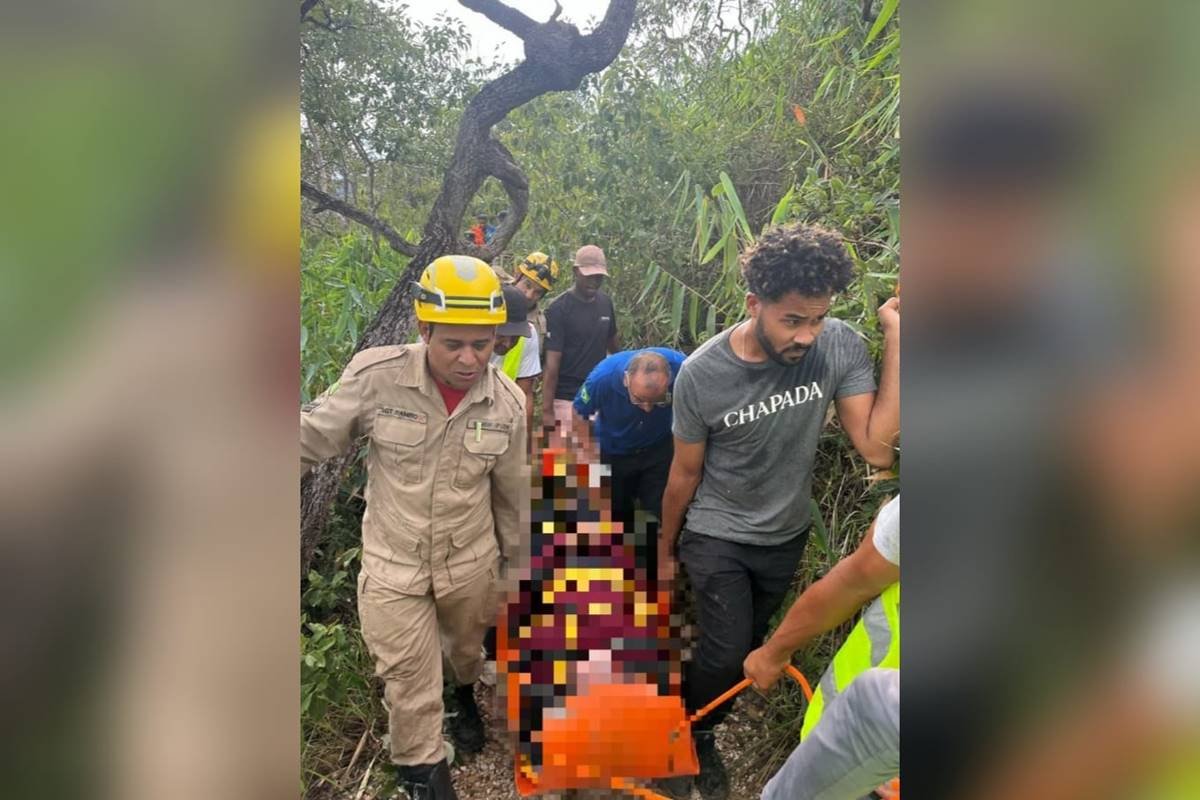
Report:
863,35,899,72
688,291,700,340
865,0,899,46
701,228,731,264
638,262,661,303
718,172,753,241
670,281,684,336
769,186,796,227
667,169,689,200
694,189,711,258
813,65,839,104
811,25,852,49
302,363,317,403
809,499,830,557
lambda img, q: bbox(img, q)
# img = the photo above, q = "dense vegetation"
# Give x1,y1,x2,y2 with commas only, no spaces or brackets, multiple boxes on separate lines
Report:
301,0,898,795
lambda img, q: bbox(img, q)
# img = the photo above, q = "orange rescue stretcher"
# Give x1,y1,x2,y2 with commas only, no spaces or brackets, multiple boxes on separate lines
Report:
497,446,824,799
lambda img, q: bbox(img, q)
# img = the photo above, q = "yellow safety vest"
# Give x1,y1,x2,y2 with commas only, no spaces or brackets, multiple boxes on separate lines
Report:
501,337,525,381
801,581,900,740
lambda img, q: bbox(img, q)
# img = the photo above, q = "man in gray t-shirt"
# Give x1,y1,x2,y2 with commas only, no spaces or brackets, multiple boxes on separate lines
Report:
671,316,876,545
655,222,899,800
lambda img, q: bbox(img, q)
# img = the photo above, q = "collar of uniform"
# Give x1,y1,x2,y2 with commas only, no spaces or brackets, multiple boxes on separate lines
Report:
465,362,497,410
397,341,496,409
396,342,433,397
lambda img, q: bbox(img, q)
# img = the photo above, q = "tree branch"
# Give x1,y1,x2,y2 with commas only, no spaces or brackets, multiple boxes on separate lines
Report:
459,0,539,41
420,0,636,255
568,0,640,72
479,139,529,259
300,0,322,22
301,180,419,258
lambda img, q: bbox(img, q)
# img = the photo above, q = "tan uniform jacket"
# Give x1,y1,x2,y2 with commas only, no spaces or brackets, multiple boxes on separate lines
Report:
301,343,529,596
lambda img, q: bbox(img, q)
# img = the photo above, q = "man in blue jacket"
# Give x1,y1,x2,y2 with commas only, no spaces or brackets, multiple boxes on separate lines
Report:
571,347,686,529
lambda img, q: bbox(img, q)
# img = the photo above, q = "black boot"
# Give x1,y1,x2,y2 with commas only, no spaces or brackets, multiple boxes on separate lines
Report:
448,684,486,755
694,731,729,800
395,759,457,800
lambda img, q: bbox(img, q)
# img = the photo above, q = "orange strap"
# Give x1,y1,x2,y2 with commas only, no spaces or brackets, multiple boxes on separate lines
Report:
614,666,815,800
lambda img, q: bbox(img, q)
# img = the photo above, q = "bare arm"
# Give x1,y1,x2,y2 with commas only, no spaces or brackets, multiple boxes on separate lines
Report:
744,520,899,689
542,349,562,428
835,298,900,468
836,392,895,469
657,436,706,580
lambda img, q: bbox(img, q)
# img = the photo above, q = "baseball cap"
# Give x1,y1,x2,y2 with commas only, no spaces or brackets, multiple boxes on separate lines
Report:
574,244,608,276
497,284,533,337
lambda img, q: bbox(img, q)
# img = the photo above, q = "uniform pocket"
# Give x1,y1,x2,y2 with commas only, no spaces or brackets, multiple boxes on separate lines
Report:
372,413,426,483
454,420,511,489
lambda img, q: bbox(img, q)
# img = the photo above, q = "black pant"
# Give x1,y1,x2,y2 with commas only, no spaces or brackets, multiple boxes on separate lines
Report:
604,437,673,525
679,528,808,729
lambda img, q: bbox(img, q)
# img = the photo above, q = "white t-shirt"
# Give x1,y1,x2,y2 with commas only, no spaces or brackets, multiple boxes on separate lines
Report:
1136,579,1200,721
872,495,899,566
490,326,542,379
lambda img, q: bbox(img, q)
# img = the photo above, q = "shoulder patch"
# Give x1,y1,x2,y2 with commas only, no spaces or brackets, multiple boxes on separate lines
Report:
347,345,412,376
302,379,340,413
579,384,590,404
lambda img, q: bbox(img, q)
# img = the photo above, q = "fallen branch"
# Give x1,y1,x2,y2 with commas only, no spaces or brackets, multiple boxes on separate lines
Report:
301,180,418,258
341,727,371,783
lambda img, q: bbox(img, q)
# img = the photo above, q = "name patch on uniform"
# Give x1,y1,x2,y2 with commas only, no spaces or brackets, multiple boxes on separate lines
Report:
469,419,512,433
378,407,426,423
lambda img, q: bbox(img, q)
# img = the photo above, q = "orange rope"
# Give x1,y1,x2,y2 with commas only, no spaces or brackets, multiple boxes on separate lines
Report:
612,667,885,800
686,677,753,726
617,664,816,799
785,664,815,701
685,663,814,730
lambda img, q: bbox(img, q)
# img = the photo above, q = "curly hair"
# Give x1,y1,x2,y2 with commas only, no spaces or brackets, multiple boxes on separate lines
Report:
740,222,855,301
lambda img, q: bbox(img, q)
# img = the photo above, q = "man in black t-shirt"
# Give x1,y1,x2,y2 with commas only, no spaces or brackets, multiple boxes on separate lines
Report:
541,244,620,431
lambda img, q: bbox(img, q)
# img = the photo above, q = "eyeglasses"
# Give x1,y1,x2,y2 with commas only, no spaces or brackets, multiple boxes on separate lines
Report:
628,389,671,408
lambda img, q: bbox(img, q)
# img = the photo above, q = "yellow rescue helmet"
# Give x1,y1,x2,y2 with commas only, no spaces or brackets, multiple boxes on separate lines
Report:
413,255,506,326
517,251,560,291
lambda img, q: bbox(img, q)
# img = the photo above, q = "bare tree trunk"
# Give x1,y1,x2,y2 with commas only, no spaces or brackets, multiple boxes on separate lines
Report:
299,0,638,573
300,0,322,22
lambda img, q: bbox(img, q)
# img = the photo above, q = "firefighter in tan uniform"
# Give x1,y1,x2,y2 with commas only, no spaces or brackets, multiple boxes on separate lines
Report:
301,256,529,800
